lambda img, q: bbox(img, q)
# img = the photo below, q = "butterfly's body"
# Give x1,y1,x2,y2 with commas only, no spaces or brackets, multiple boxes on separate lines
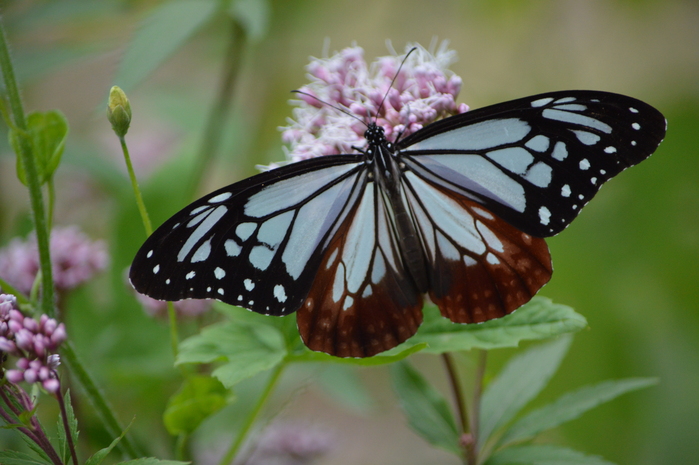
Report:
130,90,666,357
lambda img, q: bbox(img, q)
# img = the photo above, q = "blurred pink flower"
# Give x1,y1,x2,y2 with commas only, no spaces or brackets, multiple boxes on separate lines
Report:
279,42,468,164
0,226,108,296
135,292,213,319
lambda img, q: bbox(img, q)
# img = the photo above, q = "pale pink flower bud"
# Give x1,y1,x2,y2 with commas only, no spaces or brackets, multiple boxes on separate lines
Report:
6,369,24,384
43,378,60,394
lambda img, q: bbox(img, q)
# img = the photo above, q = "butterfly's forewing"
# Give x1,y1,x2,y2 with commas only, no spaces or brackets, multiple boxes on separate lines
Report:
297,181,424,357
399,91,666,237
401,171,552,323
129,155,365,316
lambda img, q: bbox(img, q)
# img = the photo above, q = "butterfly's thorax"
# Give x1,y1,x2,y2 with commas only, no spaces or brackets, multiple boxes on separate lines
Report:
366,124,429,293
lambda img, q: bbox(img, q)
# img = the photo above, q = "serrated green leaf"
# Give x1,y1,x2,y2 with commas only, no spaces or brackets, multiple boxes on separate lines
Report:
229,0,269,41
177,321,286,388
405,297,586,354
57,389,79,464
499,377,658,447
0,450,51,465
163,375,229,435
290,342,426,365
115,0,218,90
479,335,572,449
391,361,461,456
84,417,135,465
11,110,68,186
485,444,616,465
116,459,190,465
20,431,52,463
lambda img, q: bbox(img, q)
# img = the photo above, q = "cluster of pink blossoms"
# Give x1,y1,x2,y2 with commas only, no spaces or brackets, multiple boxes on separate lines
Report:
279,42,469,163
0,226,108,296
0,294,66,394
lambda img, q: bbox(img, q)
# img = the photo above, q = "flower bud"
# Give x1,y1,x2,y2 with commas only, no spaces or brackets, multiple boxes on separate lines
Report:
43,378,60,394
107,86,132,138
5,369,24,384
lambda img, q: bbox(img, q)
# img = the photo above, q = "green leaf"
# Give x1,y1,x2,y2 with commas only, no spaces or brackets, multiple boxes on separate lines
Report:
116,459,190,465
177,321,286,388
163,375,229,435
11,110,68,186
317,365,374,412
391,361,461,456
84,417,135,465
499,377,658,447
406,297,586,354
290,342,426,365
57,389,79,464
115,0,218,90
485,444,616,465
0,450,51,465
479,335,572,449
229,0,270,41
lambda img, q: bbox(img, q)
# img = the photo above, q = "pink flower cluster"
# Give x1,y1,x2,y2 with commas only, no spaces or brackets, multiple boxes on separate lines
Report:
0,226,108,296
0,294,65,394
280,42,469,163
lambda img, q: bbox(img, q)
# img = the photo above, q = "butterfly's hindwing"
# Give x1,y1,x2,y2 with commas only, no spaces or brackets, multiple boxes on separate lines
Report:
399,91,666,237
401,171,552,323
129,155,365,316
297,181,424,357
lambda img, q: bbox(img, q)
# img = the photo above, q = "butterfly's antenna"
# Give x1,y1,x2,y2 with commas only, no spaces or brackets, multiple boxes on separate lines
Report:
291,90,367,128
374,47,418,124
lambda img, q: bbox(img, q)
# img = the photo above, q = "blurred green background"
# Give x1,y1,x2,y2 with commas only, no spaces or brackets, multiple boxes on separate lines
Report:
0,0,697,464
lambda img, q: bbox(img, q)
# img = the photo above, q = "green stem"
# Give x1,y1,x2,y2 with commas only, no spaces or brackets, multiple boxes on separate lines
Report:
470,350,487,464
0,17,55,318
186,18,245,201
61,341,144,459
120,135,152,235
442,353,469,433
217,363,285,465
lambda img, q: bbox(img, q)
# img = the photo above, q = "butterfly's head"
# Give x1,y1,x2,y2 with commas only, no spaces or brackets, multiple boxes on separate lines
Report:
364,123,386,146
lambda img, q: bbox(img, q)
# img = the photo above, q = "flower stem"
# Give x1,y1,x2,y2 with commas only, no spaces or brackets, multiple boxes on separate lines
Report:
120,135,152,236
442,353,468,433
0,18,55,318
470,350,487,462
186,18,245,201
217,363,286,465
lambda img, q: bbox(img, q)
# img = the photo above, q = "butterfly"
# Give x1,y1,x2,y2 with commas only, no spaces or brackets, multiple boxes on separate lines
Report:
130,90,666,357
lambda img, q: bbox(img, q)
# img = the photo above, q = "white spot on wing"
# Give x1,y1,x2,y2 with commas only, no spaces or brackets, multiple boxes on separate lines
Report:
539,206,551,225
543,108,612,133
632,122,641,130
147,250,153,258
561,185,571,197
579,159,591,170
224,239,241,257
214,267,225,279
571,130,601,145
551,141,568,161
186,271,196,280
235,223,256,241
152,265,160,274
531,97,554,107
244,279,254,291
274,284,287,302
191,238,212,263
525,135,550,152
604,146,617,154
177,206,227,262
209,192,232,203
